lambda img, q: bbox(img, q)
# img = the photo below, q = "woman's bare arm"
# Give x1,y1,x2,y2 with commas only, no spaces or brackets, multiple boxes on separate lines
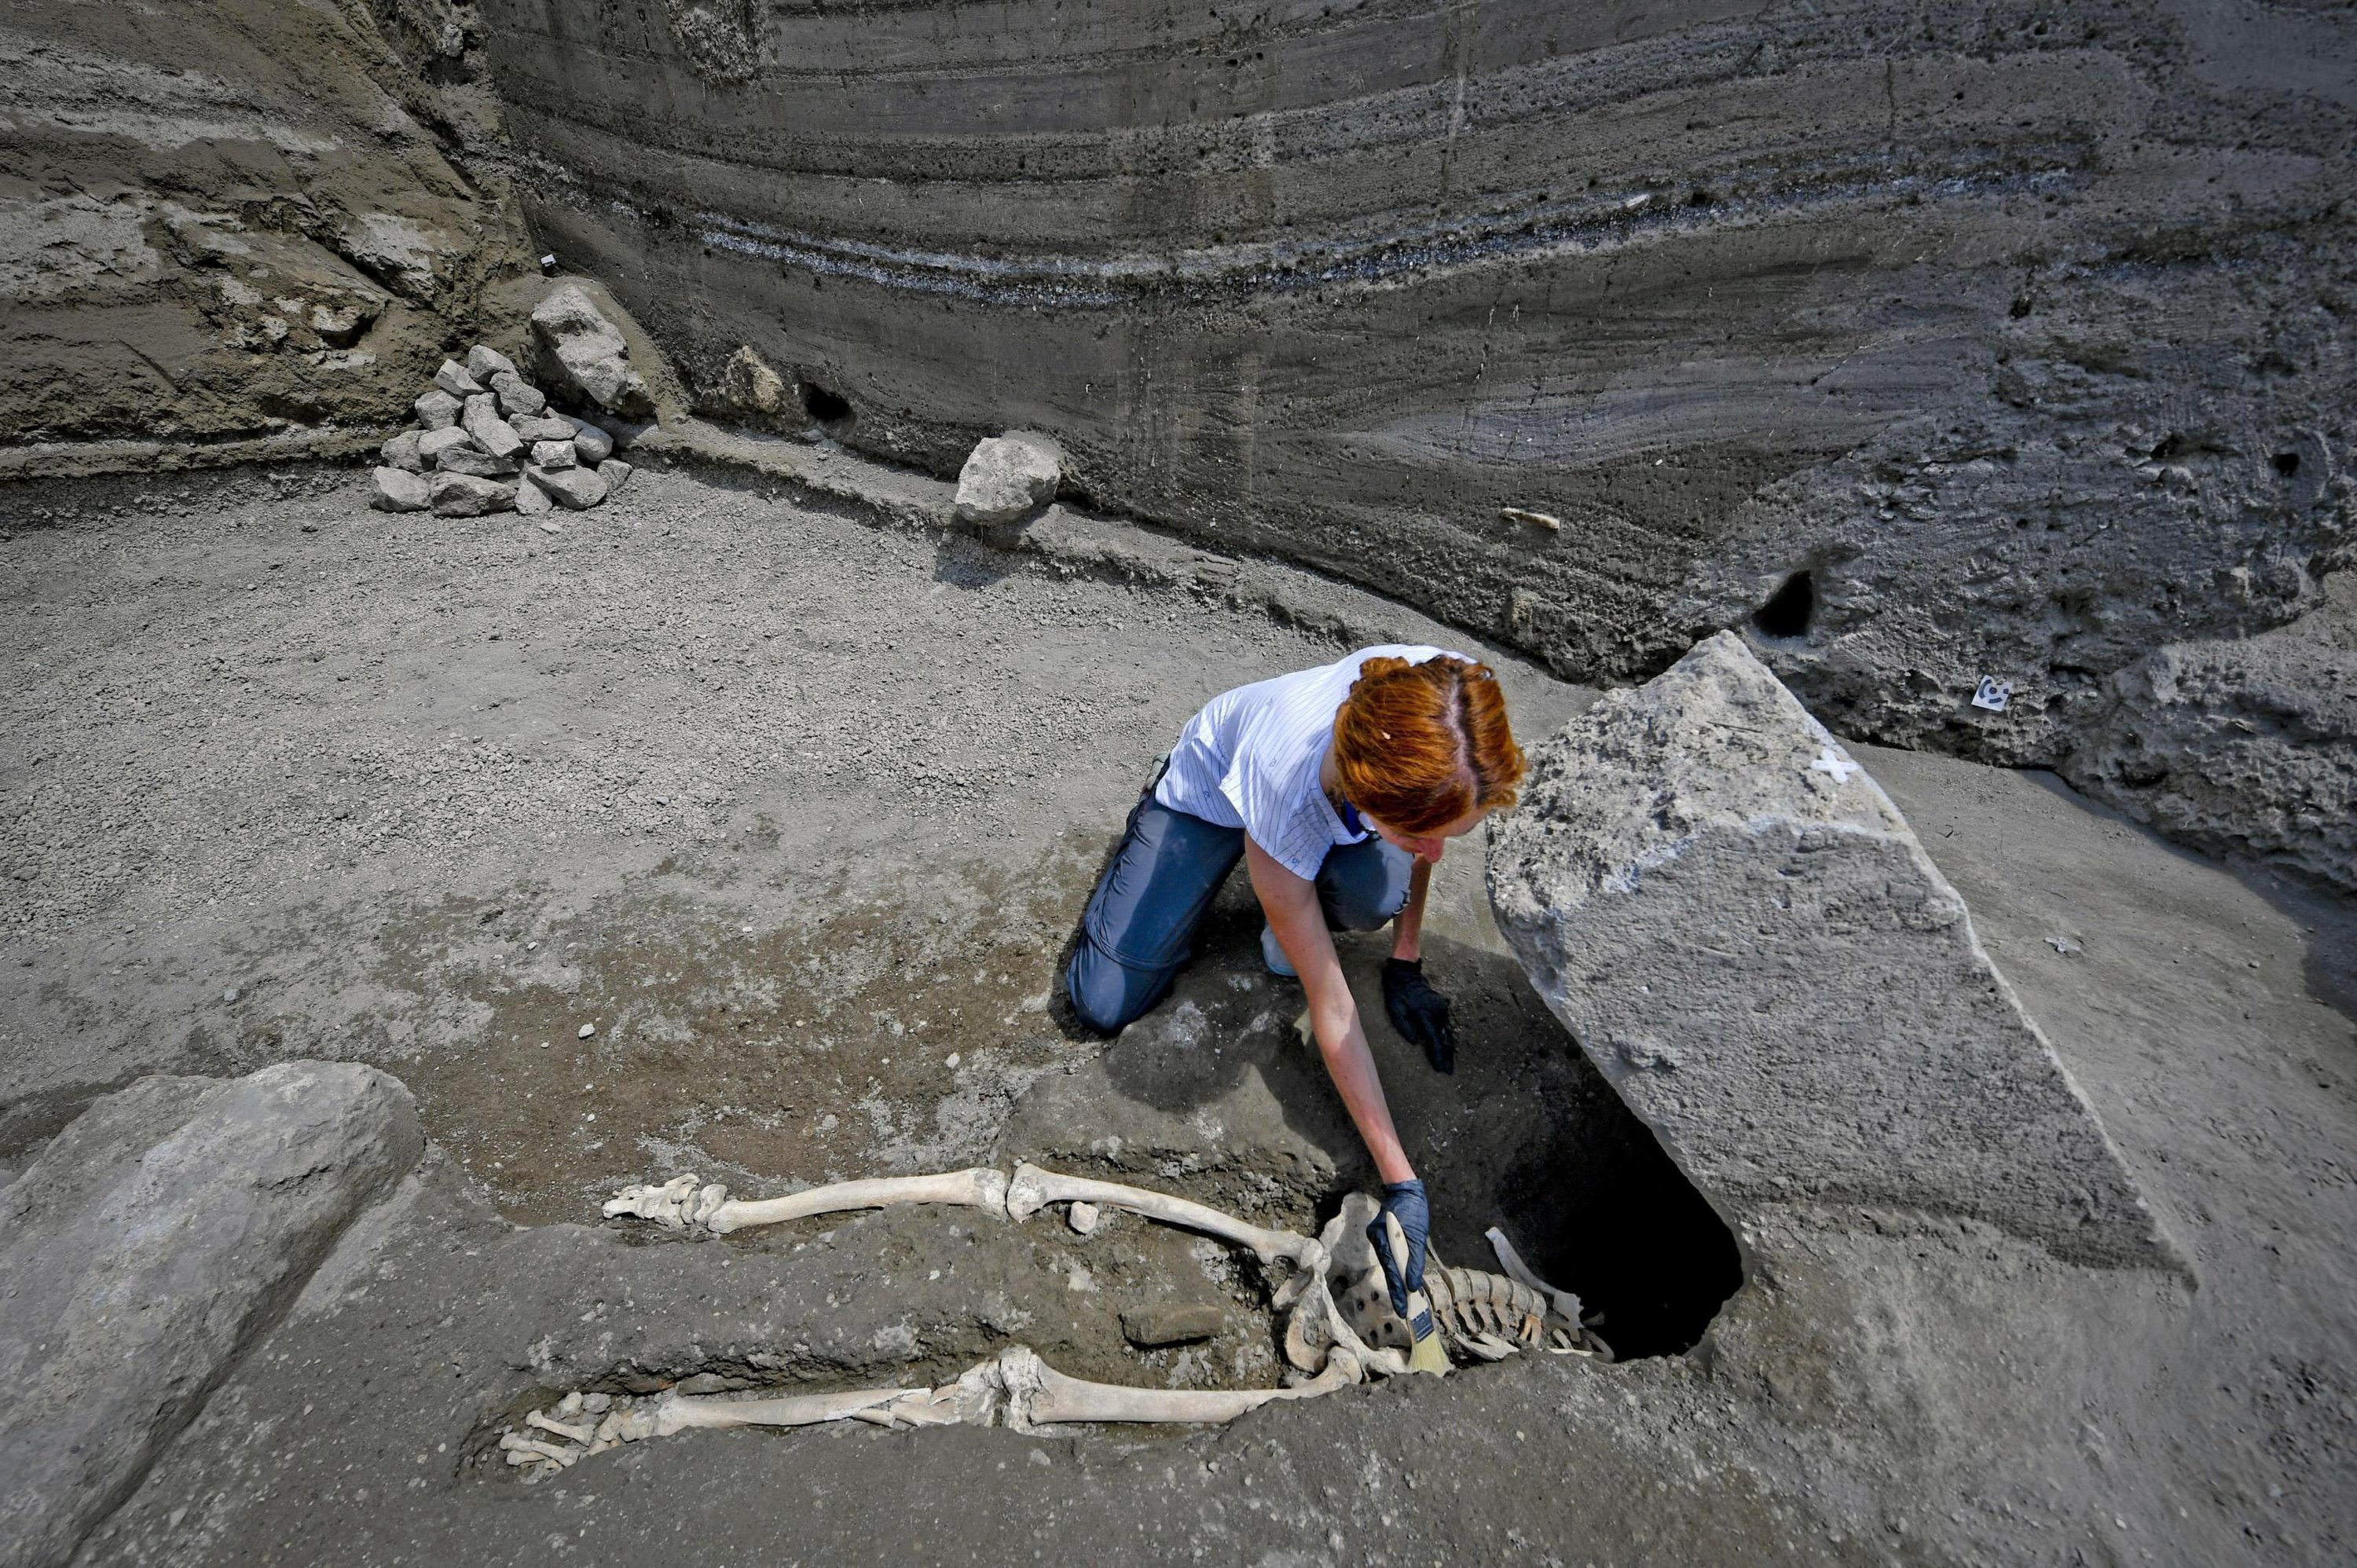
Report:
1244,836,1417,1185
1390,856,1434,962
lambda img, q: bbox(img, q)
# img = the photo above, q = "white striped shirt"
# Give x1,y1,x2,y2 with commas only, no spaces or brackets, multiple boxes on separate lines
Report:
1154,644,1466,881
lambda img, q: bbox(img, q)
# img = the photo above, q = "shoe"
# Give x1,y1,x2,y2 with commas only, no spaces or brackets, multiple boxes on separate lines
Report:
1261,923,1298,978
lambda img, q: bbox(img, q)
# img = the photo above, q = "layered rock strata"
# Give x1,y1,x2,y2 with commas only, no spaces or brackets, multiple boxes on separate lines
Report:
1486,632,2180,1272
0,0,532,463
476,0,2353,800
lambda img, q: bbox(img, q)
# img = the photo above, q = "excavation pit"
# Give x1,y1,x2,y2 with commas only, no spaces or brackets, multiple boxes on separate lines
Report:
2,458,1741,1427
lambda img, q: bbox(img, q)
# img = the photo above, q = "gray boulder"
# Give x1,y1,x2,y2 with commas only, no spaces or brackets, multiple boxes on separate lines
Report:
464,343,518,383
429,471,517,515
530,284,654,419
597,457,632,493
368,466,430,512
0,1063,420,1568
559,413,615,464
1486,632,2179,1272
955,430,1063,540
412,387,460,430
436,442,520,478
416,426,475,466
529,438,575,470
432,359,485,398
526,462,609,510
722,343,788,414
490,370,547,417
510,412,576,445
460,394,523,459
515,477,554,515
378,430,423,473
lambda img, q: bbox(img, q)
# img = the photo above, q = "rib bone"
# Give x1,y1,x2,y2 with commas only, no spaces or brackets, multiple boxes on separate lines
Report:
1006,1163,1324,1277
1484,1225,1584,1327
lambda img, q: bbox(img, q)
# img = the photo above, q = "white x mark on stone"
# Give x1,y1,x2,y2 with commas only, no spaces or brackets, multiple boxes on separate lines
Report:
1809,746,1860,783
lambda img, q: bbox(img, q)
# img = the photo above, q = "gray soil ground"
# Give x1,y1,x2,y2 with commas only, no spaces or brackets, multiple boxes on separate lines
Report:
3,461,2353,1564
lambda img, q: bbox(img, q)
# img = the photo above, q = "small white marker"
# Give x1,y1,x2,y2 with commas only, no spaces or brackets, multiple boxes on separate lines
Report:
1809,746,1860,783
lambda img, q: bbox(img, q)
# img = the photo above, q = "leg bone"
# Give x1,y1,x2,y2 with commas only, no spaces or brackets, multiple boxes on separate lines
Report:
1008,1163,1323,1277
1004,1344,1362,1429
607,1167,1011,1235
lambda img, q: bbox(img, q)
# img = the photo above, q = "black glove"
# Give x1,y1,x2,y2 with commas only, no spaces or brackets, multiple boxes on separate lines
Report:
1369,1179,1430,1318
1382,958,1457,1074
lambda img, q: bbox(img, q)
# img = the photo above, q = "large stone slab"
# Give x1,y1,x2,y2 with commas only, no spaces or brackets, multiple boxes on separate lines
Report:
0,1062,421,1568
1486,632,2179,1272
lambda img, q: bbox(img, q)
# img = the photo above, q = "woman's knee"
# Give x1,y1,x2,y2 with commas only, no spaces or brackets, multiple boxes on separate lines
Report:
1065,940,1163,1035
1320,840,1415,930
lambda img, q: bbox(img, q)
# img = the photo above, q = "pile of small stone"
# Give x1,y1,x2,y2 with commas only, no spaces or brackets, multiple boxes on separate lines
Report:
371,344,632,518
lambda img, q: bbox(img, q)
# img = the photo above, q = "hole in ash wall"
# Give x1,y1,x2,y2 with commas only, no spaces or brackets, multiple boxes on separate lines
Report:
1751,570,1816,639
801,381,852,427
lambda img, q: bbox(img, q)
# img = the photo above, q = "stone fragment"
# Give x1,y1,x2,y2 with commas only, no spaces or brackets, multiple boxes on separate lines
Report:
597,457,632,493
1120,1304,1225,1346
491,371,547,417
530,439,576,470
369,466,429,512
2074,591,2357,893
510,412,574,444
955,430,1064,541
430,471,518,515
0,1063,420,1568
722,344,787,413
310,301,371,347
515,478,554,515
529,284,654,419
412,387,461,430
528,463,610,510
1486,632,2179,1272
437,442,520,478
466,344,518,383
561,415,615,464
461,394,523,458
416,426,475,465
434,359,485,397
379,430,423,472
1066,1200,1100,1236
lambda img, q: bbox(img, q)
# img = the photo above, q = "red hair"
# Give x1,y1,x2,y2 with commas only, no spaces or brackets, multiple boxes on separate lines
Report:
1332,656,1526,835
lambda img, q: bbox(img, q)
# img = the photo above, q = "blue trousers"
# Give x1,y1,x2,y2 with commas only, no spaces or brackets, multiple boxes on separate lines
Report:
1066,770,1415,1033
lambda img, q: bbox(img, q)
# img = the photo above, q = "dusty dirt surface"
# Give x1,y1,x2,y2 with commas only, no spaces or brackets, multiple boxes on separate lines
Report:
6,460,2355,1566
0,460,1532,1191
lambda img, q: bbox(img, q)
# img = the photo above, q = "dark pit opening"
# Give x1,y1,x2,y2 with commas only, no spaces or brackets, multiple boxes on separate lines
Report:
1751,570,1816,639
801,380,852,427
1140,894,1747,1361
2273,450,2301,478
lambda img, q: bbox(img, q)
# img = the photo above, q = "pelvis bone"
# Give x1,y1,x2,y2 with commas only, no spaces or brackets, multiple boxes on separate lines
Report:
501,1163,1595,1478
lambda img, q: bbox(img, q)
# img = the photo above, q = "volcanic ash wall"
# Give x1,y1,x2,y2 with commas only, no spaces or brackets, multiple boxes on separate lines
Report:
0,0,533,467
474,2,2355,881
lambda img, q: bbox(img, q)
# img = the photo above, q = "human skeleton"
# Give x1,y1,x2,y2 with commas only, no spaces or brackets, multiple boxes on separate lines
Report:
497,1163,1606,1475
